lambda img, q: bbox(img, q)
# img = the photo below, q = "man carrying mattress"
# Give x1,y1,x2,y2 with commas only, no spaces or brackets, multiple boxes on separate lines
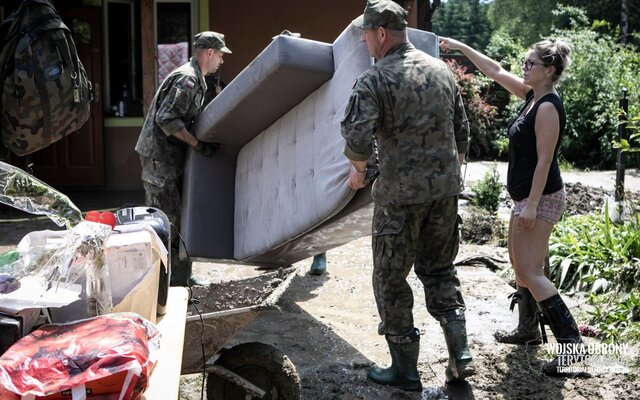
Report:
135,31,231,286
341,0,474,390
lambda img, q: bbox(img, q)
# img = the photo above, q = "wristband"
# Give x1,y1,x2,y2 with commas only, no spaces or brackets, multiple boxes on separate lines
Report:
352,165,367,174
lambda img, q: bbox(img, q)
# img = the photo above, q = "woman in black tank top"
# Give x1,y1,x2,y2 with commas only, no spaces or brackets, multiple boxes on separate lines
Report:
440,37,585,376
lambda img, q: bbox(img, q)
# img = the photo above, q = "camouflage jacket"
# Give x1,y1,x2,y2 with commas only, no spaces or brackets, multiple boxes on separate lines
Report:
341,42,469,206
135,58,207,174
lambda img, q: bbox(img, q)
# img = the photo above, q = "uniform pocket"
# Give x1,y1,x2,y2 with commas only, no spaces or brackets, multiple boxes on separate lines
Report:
141,158,168,187
372,205,406,236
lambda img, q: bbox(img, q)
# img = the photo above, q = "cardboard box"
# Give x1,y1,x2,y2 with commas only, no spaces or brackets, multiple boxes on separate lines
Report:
48,227,165,324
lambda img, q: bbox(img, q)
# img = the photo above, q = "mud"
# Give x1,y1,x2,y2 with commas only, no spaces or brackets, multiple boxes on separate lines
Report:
181,238,640,400
179,180,640,400
1,172,639,399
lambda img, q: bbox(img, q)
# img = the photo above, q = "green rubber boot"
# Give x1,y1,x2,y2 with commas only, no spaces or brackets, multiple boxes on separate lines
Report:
367,328,422,392
308,252,327,275
440,310,476,382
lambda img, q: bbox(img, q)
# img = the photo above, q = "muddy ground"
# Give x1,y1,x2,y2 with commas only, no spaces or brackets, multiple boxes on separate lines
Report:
178,182,640,400
1,174,639,400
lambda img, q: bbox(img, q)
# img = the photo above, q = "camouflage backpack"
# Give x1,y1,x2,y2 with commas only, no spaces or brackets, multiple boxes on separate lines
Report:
0,0,93,156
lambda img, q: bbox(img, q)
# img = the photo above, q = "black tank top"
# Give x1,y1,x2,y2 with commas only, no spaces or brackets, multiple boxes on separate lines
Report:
507,90,564,201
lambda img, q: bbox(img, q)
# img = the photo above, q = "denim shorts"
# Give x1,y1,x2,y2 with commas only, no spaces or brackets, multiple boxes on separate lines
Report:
512,188,566,224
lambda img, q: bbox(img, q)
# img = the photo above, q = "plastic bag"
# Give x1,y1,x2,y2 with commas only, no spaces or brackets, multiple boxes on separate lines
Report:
0,313,160,399
1,222,113,315
0,161,82,229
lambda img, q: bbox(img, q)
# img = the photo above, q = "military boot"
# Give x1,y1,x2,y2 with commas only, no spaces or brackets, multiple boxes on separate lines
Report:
169,255,190,287
494,286,542,345
308,252,327,275
367,328,422,392
440,310,476,382
538,294,584,375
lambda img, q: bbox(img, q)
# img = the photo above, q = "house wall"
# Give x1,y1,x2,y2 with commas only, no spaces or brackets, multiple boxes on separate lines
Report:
103,121,144,190
209,0,365,83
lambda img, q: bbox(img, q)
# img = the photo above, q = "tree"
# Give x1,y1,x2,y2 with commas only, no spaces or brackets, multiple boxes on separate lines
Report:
487,0,558,45
485,6,640,169
487,0,639,47
432,0,492,51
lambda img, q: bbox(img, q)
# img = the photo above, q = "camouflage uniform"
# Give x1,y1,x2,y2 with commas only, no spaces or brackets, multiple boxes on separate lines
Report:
341,41,470,338
135,57,207,237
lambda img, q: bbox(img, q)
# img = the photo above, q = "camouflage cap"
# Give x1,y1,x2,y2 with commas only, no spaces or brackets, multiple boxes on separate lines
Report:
193,31,232,53
352,0,408,31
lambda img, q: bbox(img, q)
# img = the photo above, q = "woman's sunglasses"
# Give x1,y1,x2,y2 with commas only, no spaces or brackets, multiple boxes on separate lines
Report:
522,58,545,71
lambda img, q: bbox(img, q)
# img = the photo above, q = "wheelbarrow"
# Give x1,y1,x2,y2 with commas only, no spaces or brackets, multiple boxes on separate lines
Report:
180,265,301,399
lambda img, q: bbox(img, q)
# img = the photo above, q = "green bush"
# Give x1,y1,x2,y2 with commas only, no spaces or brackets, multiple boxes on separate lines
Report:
470,163,502,213
548,208,640,341
445,59,498,159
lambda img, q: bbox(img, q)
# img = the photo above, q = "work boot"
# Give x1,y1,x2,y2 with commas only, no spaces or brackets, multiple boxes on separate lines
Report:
440,310,476,382
170,258,207,287
367,328,422,392
537,294,585,375
308,252,327,275
494,286,542,345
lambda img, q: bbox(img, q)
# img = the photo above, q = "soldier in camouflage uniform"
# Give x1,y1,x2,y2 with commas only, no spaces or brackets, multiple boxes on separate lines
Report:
342,0,475,390
135,31,231,286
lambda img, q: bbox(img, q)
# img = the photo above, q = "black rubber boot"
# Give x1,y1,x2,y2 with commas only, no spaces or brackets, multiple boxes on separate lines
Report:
367,328,422,392
440,310,476,382
538,294,584,375
494,286,542,345
169,255,190,287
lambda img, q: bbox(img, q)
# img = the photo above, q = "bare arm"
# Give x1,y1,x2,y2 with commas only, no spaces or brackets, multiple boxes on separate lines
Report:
172,127,199,148
439,37,530,100
517,102,560,228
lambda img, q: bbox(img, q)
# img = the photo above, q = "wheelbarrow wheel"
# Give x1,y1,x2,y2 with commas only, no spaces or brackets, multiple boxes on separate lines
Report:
206,342,301,399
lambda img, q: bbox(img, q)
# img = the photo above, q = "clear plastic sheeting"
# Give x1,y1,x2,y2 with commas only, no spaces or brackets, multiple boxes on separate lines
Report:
1,222,113,316
0,161,82,228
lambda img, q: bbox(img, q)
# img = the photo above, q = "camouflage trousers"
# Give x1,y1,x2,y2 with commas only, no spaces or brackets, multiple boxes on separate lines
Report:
140,156,190,274
140,156,182,242
372,195,465,338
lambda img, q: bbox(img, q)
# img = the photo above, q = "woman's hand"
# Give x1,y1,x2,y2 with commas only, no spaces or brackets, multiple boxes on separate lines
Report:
439,37,463,53
517,203,537,229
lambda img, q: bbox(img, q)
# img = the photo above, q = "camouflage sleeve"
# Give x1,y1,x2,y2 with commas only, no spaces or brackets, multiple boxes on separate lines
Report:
155,75,196,136
453,83,470,154
340,77,379,161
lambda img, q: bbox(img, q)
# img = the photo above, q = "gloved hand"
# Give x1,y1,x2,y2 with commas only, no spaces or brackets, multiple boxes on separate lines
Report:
194,141,219,156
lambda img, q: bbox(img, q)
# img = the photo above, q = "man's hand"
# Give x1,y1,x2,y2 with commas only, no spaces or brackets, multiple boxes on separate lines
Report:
348,165,367,190
194,141,220,156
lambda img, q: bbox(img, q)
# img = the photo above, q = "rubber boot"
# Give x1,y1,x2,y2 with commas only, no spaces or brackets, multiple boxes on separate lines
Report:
440,310,476,382
170,256,207,287
308,252,327,275
494,286,542,345
367,328,422,392
538,294,584,375
188,266,208,287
